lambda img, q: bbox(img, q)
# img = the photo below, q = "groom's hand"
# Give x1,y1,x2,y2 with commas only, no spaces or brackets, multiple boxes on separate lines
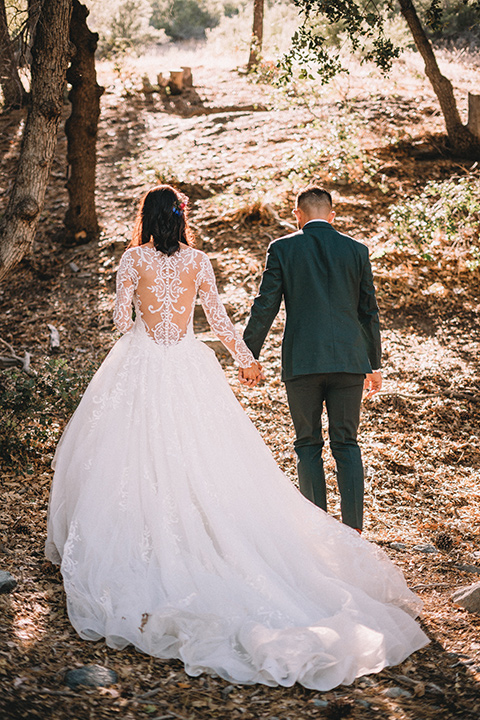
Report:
364,371,382,399
238,362,265,387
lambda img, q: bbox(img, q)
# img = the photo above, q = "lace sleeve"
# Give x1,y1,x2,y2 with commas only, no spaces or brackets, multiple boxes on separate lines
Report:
114,251,135,333
198,255,255,368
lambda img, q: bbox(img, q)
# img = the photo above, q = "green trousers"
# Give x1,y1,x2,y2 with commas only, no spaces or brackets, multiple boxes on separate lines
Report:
285,373,365,530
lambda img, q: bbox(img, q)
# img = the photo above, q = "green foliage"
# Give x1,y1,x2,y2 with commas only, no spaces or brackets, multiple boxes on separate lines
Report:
0,358,96,467
150,0,221,41
421,0,480,38
278,0,401,83
223,1,240,17
390,174,480,263
85,0,160,57
277,0,480,84
278,111,382,188
424,0,444,32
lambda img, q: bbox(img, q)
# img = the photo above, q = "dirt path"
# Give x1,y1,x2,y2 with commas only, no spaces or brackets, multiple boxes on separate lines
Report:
1,59,480,719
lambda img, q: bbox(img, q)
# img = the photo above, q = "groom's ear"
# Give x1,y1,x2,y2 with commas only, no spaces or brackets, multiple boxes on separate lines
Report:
328,210,335,223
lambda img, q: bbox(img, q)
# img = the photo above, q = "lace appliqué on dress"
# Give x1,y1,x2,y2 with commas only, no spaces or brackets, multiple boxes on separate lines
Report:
114,246,255,368
197,255,255,368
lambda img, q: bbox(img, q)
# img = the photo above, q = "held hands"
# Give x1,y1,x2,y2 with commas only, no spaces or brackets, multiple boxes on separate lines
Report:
364,371,382,399
238,361,265,387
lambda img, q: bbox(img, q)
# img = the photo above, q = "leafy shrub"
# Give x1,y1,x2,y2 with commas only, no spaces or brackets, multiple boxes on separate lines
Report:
390,174,480,264
150,0,221,41
223,1,240,18
420,0,480,41
0,358,96,467
85,0,161,57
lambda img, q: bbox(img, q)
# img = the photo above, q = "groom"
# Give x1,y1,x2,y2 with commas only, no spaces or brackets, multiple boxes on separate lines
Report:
242,186,382,531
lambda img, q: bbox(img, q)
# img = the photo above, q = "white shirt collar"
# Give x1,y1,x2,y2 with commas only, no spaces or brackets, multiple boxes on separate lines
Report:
303,219,330,227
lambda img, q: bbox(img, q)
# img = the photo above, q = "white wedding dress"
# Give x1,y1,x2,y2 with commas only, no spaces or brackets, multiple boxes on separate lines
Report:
46,244,428,690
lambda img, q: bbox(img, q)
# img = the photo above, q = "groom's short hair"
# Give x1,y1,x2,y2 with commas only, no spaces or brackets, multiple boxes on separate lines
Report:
296,187,332,214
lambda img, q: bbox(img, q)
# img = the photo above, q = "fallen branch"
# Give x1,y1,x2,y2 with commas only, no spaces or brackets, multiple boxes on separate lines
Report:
0,338,35,375
48,323,61,351
374,390,477,401
411,582,452,591
38,688,81,697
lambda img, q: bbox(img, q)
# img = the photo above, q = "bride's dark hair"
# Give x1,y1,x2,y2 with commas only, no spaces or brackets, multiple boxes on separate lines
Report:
129,185,193,255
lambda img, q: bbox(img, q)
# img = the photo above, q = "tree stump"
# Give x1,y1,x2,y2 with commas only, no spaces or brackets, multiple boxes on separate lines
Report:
141,74,155,103
181,66,193,87
467,93,480,141
168,69,184,95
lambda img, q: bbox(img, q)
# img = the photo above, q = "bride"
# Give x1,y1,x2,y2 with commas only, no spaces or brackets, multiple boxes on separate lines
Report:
46,185,428,691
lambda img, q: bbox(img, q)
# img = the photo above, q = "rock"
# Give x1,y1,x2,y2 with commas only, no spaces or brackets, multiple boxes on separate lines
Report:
412,543,438,554
390,542,408,551
425,682,444,696
357,699,371,708
64,664,118,689
455,564,480,575
451,581,480,614
357,675,376,686
382,686,412,698
312,699,328,707
0,570,17,594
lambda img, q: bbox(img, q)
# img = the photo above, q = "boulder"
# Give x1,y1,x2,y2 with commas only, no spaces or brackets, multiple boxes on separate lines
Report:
65,664,118,689
451,581,480,614
412,543,437,554
0,571,17,594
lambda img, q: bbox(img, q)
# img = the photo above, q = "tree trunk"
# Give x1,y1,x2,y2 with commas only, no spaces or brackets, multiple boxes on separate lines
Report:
0,0,73,281
468,93,480,141
397,0,479,157
64,0,103,241
247,0,264,71
0,0,28,110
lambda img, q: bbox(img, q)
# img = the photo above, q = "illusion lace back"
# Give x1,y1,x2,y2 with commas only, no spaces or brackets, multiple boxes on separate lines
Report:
45,244,428,691
113,245,254,367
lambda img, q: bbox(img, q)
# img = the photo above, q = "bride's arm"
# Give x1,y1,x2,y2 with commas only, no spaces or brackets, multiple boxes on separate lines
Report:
198,255,257,369
113,251,135,333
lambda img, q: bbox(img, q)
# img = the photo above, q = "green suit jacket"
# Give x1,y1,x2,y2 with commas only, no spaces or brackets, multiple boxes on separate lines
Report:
243,220,381,381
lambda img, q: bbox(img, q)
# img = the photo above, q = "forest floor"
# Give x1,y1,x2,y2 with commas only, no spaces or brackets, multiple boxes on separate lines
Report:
1,45,480,720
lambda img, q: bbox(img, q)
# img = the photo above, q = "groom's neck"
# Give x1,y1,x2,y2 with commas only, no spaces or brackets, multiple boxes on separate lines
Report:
297,210,335,229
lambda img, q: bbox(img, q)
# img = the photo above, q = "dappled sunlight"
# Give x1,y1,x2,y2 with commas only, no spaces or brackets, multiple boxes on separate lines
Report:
12,602,49,649
2,6,480,716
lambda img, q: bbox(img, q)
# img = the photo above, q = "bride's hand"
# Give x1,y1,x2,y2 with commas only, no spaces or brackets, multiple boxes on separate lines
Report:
238,362,265,387
364,371,382,398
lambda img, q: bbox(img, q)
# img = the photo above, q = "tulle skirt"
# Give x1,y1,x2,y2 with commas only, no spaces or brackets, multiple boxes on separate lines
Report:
46,321,428,690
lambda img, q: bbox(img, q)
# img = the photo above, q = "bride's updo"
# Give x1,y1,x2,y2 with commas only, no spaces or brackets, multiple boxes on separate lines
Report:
129,185,194,255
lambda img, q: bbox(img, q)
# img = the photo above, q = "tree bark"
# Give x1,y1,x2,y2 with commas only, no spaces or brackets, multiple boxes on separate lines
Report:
64,0,103,241
0,0,73,281
247,0,264,71
397,0,479,157
468,93,480,141
0,0,28,110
